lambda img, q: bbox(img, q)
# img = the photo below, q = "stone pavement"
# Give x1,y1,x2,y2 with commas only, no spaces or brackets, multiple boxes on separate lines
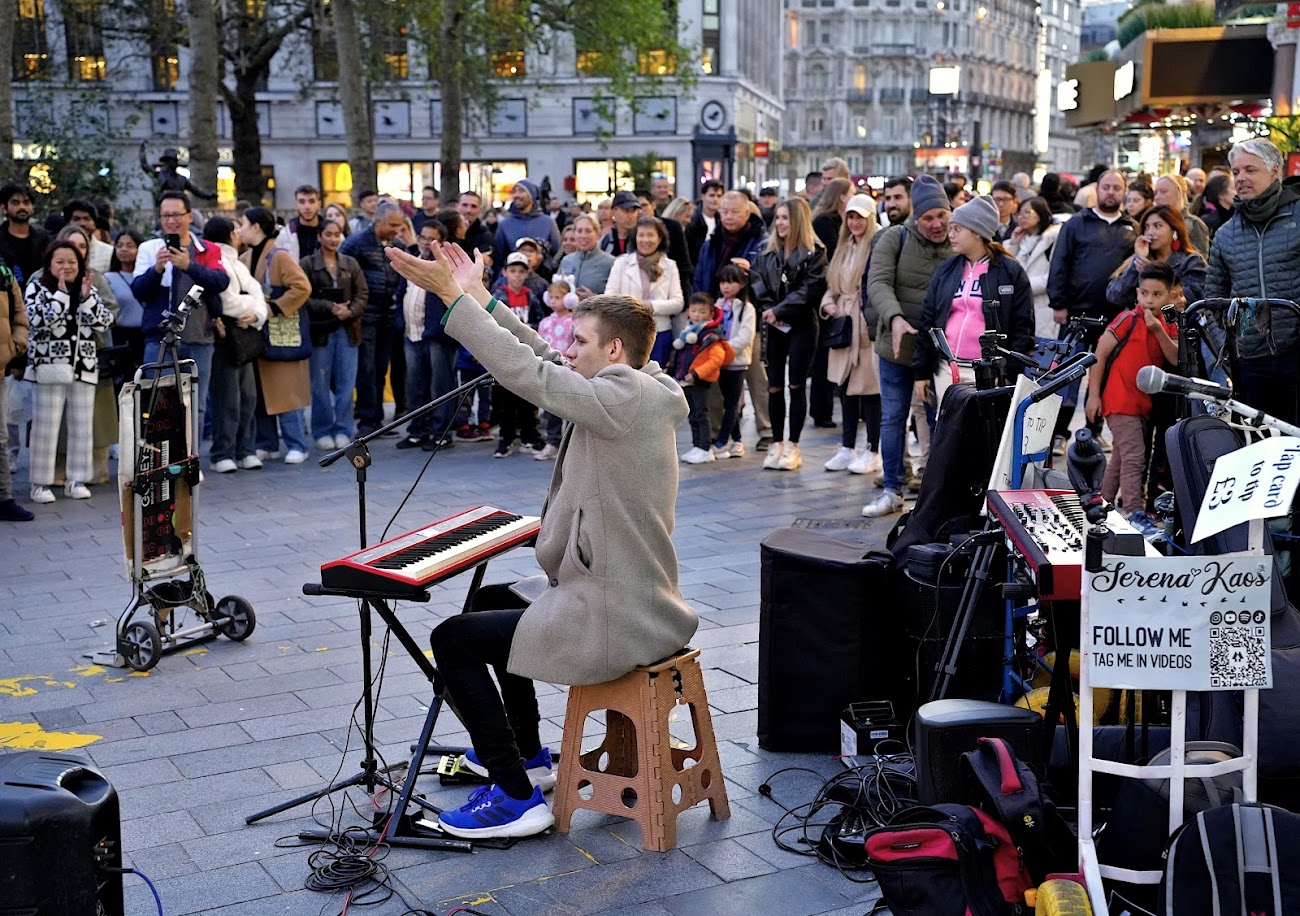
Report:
0,413,908,916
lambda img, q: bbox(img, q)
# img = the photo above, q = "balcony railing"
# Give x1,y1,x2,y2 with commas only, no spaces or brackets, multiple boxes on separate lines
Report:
879,88,906,103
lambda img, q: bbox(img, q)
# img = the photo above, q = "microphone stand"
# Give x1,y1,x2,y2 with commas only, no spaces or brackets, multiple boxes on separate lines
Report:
245,373,494,850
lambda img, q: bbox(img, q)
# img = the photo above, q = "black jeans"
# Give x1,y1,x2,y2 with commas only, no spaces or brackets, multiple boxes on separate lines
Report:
766,323,818,444
684,383,712,449
356,316,394,433
841,391,881,450
429,584,540,800
496,386,540,447
713,369,747,446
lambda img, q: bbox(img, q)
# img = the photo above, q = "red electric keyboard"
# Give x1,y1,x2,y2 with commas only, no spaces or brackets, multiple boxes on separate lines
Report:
986,489,1154,601
320,505,541,599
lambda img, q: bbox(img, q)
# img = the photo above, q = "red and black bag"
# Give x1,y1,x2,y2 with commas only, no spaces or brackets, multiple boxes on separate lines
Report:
864,803,1033,916
960,737,1077,885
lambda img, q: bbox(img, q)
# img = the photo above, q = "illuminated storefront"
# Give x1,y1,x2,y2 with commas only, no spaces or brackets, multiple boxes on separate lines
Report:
319,160,528,209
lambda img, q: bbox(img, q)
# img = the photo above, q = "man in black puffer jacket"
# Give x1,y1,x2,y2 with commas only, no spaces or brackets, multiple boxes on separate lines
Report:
1205,137,1300,425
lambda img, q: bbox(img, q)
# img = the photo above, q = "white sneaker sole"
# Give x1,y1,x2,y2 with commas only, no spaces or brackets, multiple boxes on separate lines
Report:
438,801,555,839
461,755,557,793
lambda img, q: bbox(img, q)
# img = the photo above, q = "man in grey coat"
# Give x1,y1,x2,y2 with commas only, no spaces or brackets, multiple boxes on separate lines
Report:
386,241,696,841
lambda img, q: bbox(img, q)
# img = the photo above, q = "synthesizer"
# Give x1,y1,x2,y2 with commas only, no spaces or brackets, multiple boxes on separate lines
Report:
320,505,540,598
986,489,1154,601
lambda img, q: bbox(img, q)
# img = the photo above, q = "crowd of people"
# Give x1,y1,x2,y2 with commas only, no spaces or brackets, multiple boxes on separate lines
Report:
0,137,1291,527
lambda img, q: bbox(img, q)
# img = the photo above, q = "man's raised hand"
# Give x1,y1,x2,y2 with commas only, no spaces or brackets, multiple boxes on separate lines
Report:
385,245,463,304
438,242,490,301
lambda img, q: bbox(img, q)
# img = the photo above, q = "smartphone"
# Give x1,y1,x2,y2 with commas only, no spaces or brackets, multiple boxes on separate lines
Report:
165,233,181,251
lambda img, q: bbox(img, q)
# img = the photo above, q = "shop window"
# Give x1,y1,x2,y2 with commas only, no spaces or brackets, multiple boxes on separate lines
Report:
64,0,105,82
14,0,51,80
493,51,525,78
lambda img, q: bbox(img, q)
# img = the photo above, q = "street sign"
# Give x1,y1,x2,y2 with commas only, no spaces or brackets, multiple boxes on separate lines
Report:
754,141,769,158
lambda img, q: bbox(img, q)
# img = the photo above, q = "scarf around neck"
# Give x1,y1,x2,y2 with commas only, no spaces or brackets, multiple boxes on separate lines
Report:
1237,180,1285,224
636,251,663,283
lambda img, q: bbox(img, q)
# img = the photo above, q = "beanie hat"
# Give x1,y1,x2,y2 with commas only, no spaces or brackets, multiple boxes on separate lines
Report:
950,195,1001,241
513,178,540,205
910,174,950,217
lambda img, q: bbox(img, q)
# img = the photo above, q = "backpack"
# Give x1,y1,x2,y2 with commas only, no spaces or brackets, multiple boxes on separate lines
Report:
1158,802,1300,916
859,224,907,341
959,737,1077,885
865,803,1033,916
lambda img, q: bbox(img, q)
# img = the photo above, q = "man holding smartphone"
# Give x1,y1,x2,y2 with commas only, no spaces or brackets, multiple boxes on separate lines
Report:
131,191,230,444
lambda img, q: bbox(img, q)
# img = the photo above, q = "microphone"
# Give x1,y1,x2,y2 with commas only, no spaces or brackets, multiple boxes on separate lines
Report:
1136,365,1231,401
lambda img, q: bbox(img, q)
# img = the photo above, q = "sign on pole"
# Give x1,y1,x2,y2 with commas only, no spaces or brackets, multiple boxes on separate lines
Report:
1192,437,1300,544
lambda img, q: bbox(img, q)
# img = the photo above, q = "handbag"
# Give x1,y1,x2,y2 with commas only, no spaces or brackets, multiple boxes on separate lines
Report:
823,314,852,349
259,249,312,361
220,316,265,366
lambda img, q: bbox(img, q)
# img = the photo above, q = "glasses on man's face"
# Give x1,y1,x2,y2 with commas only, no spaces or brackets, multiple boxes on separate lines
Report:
159,211,188,221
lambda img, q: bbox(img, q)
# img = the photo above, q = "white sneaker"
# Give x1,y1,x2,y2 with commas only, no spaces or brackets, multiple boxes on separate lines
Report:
533,443,559,461
728,440,746,458
762,442,785,469
848,450,882,475
712,444,732,460
824,446,857,472
238,455,263,470
315,436,336,450
777,443,802,470
30,485,54,504
862,490,905,518
64,481,91,499
682,446,716,464
284,449,309,465
334,433,353,449
255,449,282,461
212,458,238,474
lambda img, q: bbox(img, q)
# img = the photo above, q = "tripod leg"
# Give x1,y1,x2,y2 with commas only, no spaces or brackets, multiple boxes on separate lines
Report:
931,541,996,701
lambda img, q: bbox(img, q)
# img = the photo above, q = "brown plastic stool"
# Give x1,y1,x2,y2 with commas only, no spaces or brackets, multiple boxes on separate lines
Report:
552,648,730,851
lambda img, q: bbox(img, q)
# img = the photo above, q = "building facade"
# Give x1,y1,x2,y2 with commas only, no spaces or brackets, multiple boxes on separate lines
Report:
10,0,784,211
780,0,1081,187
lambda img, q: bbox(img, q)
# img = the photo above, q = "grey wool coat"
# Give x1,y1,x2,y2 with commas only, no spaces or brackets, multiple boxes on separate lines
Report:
443,295,698,685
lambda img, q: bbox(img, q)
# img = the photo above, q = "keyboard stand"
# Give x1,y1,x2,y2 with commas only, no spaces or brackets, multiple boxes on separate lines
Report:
244,388,496,850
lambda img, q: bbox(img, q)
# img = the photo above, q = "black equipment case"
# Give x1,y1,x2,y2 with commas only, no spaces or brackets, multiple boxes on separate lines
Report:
758,527,900,751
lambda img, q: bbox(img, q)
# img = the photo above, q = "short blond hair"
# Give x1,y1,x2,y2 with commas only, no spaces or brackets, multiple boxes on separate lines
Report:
572,295,656,367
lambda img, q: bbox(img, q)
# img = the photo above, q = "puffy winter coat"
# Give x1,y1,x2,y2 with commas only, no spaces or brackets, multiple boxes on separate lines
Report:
1204,192,1300,357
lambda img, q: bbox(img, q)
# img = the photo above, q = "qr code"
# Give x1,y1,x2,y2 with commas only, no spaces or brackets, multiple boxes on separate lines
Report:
1210,624,1269,688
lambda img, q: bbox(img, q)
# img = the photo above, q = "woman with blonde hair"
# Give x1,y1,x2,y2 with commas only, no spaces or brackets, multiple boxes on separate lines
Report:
821,194,882,473
752,196,827,470
661,197,695,230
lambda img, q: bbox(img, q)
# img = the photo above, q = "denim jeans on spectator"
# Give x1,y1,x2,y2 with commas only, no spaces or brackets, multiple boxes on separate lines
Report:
209,347,256,462
542,410,563,447
878,356,914,493
356,316,394,433
310,327,358,441
143,340,213,446
255,405,309,454
455,369,492,427
403,337,458,440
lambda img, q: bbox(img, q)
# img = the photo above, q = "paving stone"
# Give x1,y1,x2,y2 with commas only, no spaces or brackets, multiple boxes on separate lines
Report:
120,809,207,851
681,837,780,881
123,861,283,915
489,849,722,915
658,865,852,916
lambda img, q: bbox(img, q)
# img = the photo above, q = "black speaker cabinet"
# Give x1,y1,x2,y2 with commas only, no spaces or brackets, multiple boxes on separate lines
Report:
896,568,1005,721
914,699,1043,804
0,752,123,916
758,527,901,751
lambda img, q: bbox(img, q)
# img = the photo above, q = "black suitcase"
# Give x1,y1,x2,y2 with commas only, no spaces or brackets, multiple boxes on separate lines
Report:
758,527,900,751
890,382,1011,561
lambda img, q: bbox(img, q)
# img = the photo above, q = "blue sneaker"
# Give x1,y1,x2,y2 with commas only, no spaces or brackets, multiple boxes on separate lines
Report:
438,784,554,839
462,746,556,792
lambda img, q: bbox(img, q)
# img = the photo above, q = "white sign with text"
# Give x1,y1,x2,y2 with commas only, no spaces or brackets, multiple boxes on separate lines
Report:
988,375,1062,495
1192,437,1300,544
1086,553,1272,691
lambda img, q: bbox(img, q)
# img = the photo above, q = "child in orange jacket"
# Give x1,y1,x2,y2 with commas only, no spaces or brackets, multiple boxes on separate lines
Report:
672,292,734,464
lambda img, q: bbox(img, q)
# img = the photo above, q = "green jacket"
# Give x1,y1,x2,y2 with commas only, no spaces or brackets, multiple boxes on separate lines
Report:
868,217,952,366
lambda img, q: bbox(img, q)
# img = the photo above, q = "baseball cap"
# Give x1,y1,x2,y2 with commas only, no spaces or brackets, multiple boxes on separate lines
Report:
515,237,541,250
612,191,642,210
505,252,530,268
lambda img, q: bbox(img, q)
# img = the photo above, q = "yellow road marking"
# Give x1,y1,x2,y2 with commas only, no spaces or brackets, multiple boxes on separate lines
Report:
0,722,102,751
